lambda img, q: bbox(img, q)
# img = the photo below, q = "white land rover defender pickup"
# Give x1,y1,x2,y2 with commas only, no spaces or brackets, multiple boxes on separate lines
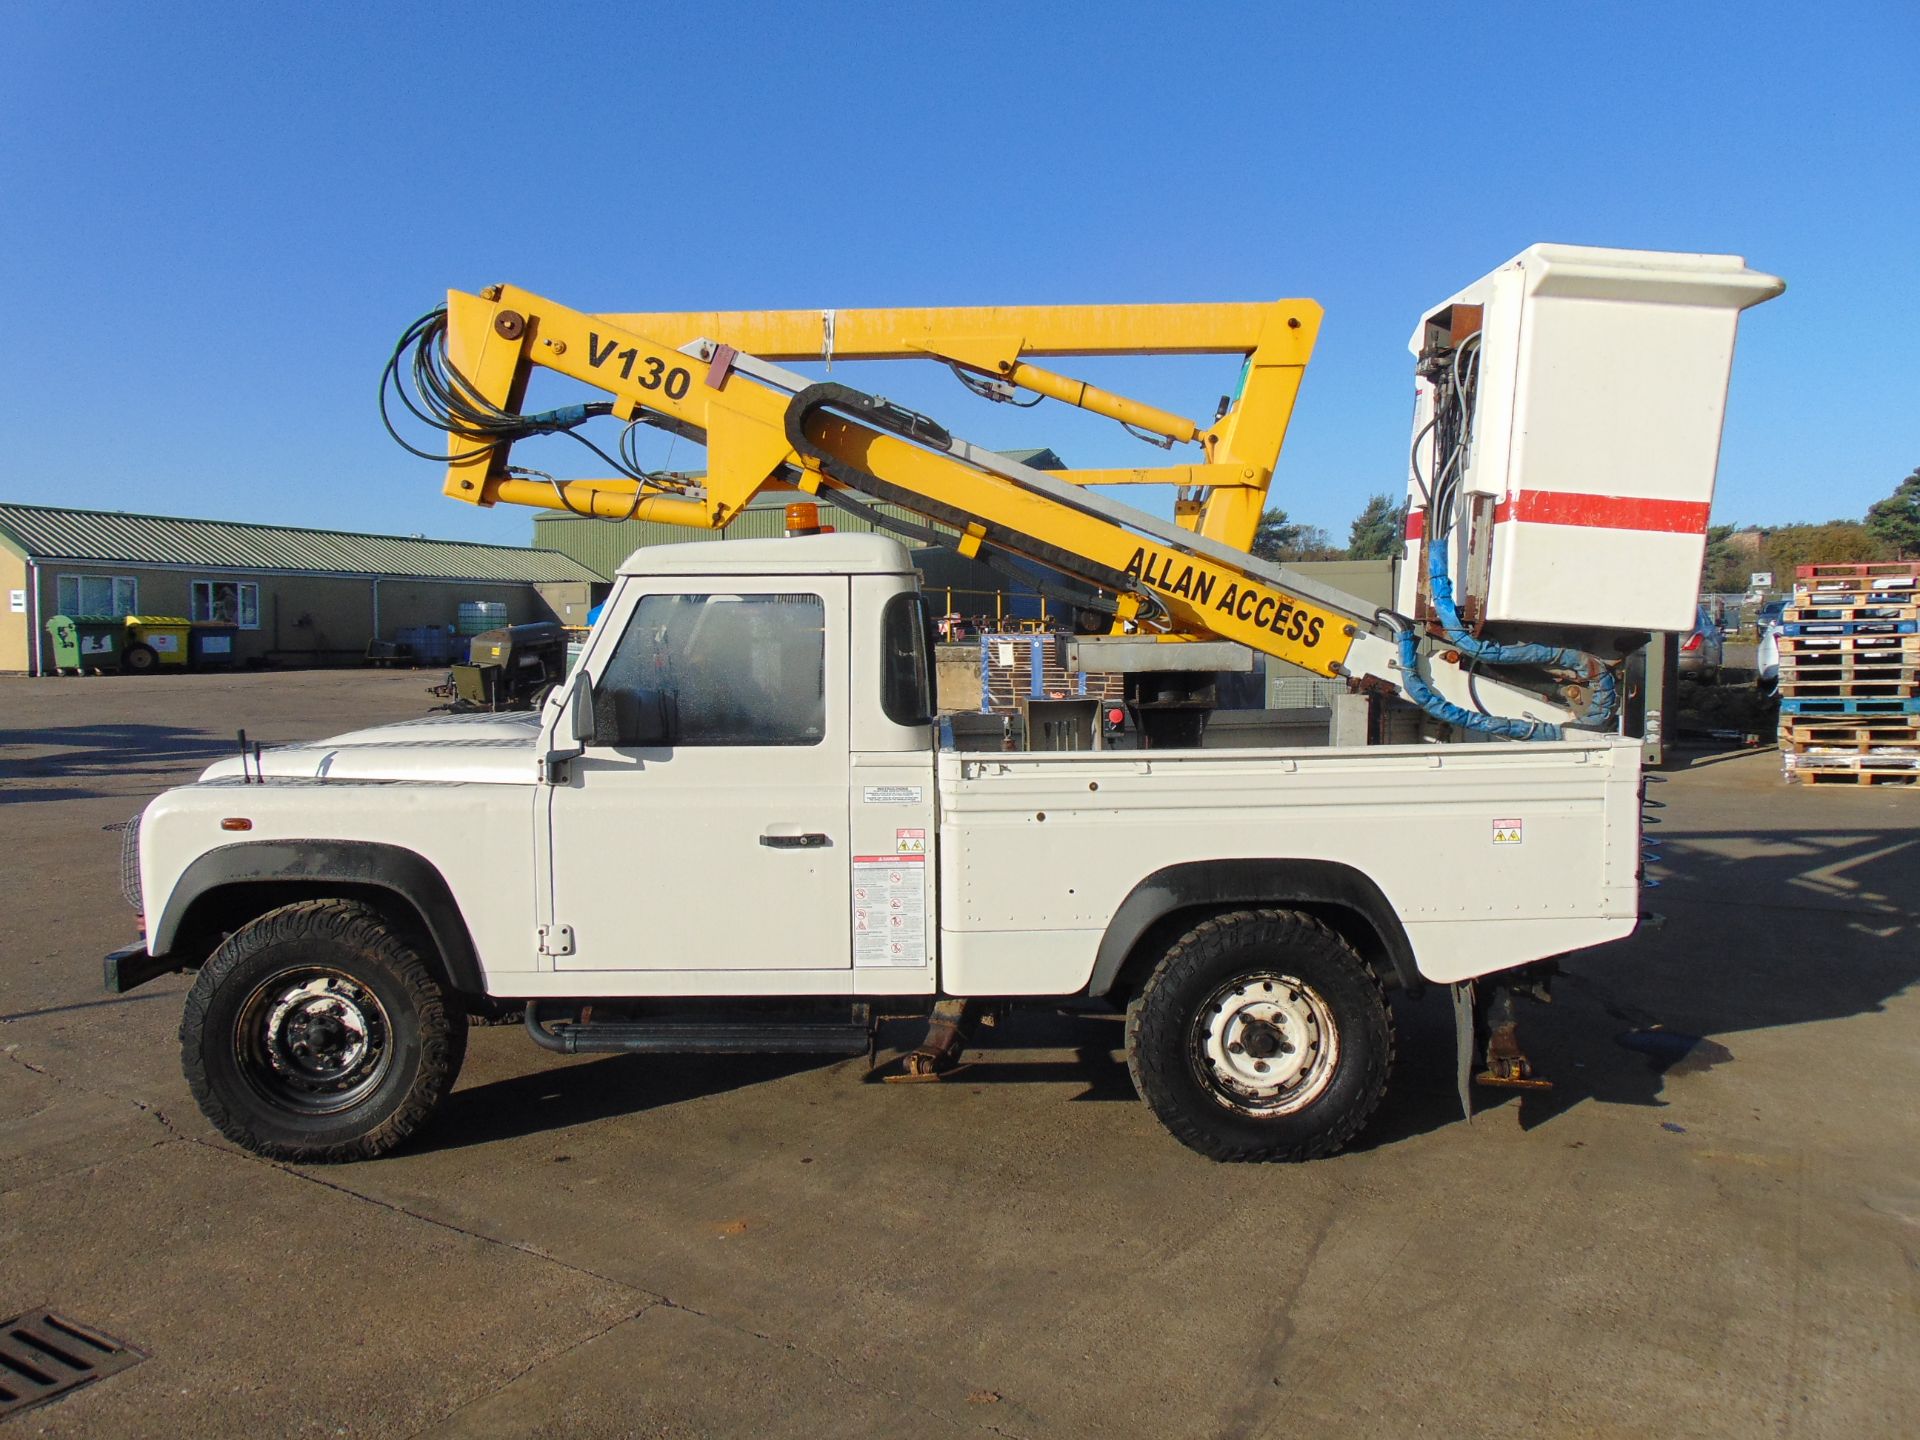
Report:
108,533,1645,1163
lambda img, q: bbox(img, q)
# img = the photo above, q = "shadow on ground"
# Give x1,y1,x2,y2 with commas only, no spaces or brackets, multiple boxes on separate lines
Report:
422,1051,843,1153
0,723,240,791
387,805,1920,1159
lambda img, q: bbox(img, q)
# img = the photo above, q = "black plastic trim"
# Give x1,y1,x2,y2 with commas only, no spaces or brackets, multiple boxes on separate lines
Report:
524,1002,872,1055
102,941,182,995
1087,859,1422,997
150,840,485,995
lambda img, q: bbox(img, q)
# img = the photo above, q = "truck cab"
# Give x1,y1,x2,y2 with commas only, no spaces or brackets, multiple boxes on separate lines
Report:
538,533,942,989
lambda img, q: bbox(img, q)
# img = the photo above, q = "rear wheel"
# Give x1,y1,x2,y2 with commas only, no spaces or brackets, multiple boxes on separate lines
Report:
180,900,466,1161
1125,909,1393,1162
123,644,157,674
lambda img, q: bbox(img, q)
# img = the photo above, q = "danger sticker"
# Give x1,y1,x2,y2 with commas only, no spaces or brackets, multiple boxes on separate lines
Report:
896,828,926,854
1492,819,1523,845
852,855,926,966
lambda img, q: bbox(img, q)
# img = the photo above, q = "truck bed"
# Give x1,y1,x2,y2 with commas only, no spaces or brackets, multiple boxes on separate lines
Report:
934,738,1642,994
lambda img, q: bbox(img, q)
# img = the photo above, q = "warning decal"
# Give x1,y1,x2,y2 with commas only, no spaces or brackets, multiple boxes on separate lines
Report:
853,855,927,967
1492,818,1523,845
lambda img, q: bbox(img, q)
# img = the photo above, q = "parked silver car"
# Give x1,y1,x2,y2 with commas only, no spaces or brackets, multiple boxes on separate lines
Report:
1678,604,1724,683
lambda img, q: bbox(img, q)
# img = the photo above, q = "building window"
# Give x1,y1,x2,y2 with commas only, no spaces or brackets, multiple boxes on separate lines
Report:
190,580,260,629
56,574,138,618
594,593,826,747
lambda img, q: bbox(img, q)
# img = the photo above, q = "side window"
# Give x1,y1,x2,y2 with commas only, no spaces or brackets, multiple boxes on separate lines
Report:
191,580,261,628
880,592,934,726
57,574,137,617
593,593,826,748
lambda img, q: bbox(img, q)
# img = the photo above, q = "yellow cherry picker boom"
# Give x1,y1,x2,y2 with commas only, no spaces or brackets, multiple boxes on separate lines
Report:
381,249,1781,745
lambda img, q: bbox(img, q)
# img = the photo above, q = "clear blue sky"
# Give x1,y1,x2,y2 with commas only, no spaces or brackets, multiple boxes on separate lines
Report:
3,2,1915,547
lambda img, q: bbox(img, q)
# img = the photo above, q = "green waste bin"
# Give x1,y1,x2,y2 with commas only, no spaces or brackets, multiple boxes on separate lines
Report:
122,616,191,672
45,615,124,674
189,622,239,670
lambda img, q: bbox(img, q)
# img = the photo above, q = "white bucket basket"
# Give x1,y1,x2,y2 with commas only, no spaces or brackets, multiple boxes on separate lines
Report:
1398,244,1783,635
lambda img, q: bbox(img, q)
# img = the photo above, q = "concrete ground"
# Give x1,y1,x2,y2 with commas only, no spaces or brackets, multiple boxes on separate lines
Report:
1,670,1916,1438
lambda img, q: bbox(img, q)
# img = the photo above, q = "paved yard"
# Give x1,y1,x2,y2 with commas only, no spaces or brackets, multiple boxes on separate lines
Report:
1,671,1916,1437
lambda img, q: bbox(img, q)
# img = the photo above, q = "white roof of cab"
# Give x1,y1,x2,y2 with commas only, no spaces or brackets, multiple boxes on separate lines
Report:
617,532,914,578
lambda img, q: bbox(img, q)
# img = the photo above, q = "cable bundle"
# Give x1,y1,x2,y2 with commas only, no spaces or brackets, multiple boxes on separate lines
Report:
378,307,687,520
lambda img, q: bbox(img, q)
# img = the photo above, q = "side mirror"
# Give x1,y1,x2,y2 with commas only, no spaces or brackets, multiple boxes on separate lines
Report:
566,671,597,746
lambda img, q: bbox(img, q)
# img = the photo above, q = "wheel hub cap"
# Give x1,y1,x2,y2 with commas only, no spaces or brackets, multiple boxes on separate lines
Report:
238,969,392,1115
1194,973,1339,1116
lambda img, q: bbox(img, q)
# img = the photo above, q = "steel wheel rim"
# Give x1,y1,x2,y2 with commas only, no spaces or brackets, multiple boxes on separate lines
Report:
234,966,393,1116
1189,971,1339,1117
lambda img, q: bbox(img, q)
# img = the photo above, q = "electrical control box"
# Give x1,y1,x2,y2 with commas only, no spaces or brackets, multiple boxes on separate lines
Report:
1397,244,1783,636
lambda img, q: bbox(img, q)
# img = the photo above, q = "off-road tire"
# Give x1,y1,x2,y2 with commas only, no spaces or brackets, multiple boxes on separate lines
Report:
180,900,467,1161
1125,908,1393,1162
122,643,157,674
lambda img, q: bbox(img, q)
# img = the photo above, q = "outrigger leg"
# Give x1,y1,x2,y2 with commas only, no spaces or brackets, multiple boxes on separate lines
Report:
1453,965,1556,1118
1476,963,1555,1091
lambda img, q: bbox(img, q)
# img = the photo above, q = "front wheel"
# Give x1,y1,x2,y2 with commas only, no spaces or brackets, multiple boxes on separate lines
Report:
1125,909,1394,1162
180,900,467,1161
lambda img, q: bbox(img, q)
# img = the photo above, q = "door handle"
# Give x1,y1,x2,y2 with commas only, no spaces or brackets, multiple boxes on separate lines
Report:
760,831,830,849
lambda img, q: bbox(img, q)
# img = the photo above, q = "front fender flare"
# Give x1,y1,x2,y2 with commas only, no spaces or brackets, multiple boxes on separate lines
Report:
152,840,485,995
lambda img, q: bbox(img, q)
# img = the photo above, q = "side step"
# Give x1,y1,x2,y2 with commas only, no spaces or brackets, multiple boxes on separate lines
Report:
524,1002,872,1057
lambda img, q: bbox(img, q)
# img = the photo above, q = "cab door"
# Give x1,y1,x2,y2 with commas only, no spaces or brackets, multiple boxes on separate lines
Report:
545,579,851,973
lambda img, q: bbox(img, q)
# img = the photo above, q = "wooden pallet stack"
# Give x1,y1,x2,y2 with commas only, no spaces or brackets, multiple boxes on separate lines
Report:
1778,562,1920,785
977,633,1123,715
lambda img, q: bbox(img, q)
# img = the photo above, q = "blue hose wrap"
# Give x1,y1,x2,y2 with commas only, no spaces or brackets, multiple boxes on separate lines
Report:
1397,510,1619,738
1395,629,1563,741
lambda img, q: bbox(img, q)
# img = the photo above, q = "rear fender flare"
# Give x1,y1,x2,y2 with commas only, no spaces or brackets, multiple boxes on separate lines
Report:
1088,859,1421,998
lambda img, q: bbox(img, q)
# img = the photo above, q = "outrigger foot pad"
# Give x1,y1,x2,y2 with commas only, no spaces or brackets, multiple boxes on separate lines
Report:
1474,1017,1553,1091
1469,967,1556,1093
882,998,975,1084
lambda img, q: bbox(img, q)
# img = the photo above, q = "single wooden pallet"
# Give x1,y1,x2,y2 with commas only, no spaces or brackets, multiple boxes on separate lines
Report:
1780,718,1920,746
1786,767,1920,787
1777,637,1920,660
1780,619,1919,637
1795,562,1920,583
1783,605,1918,624
1780,696,1920,716
1777,677,1919,696
1782,742,1920,761
1774,683,1912,702
1784,748,1920,768
1774,664,1912,683
1794,574,1918,592
1792,593,1919,611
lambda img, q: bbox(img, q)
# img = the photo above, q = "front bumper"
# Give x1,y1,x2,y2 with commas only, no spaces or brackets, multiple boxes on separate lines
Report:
103,943,184,995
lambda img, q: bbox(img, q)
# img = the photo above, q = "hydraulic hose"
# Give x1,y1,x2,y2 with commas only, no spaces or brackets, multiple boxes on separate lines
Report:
1388,622,1562,742
1424,532,1620,729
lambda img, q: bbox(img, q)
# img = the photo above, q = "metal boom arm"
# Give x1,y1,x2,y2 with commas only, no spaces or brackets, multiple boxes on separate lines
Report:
415,283,1592,733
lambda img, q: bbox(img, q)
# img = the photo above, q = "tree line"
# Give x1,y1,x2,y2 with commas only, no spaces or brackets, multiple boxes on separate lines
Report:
1251,493,1406,563
1702,465,1920,593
